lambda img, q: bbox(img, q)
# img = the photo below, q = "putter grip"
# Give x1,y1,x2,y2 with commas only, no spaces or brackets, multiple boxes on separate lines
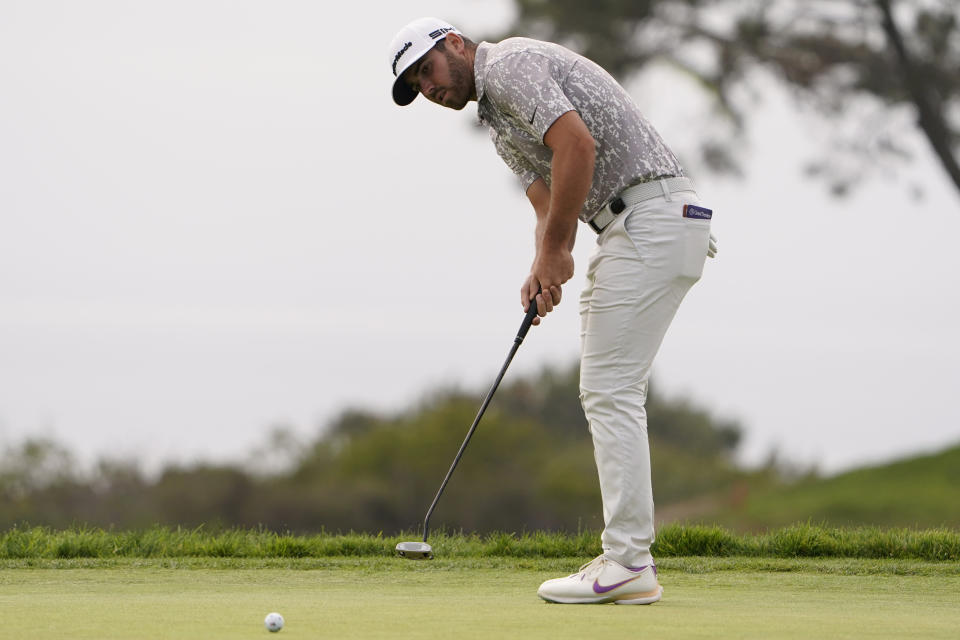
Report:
517,289,541,341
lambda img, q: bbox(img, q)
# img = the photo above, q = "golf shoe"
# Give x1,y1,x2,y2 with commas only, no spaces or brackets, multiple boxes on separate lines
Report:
537,554,662,604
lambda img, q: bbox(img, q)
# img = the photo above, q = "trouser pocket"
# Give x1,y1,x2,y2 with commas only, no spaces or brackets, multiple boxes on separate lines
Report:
681,220,711,281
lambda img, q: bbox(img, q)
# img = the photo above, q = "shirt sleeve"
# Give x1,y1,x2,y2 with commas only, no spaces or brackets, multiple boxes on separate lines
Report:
483,52,576,143
491,128,540,192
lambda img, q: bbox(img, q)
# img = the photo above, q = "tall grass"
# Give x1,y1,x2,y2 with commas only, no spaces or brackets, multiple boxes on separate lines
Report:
2,524,958,561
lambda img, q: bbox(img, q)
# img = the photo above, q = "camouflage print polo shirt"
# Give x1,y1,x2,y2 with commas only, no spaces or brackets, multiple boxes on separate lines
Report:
474,38,684,222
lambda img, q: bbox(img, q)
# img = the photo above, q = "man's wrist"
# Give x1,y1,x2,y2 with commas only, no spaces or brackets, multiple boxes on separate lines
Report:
540,225,574,253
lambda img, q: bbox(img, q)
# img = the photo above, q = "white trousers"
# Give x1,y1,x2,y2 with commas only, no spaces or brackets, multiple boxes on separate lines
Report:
579,183,710,567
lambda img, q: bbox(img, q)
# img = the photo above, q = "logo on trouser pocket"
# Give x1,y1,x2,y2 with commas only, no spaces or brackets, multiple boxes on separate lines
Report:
683,204,712,220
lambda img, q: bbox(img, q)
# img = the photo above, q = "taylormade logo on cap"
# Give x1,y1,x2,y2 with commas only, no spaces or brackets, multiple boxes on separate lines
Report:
388,17,461,106
392,41,413,75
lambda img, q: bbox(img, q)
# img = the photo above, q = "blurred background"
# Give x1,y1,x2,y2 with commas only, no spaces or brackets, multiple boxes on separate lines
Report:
1,0,958,533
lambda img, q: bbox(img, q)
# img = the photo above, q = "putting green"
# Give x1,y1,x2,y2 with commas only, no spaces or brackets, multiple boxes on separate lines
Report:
1,560,958,639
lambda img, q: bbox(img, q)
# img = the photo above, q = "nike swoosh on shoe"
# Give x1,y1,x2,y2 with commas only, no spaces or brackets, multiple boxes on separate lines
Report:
592,575,643,594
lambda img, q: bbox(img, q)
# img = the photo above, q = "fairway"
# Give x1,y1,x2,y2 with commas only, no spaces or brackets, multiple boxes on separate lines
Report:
2,559,959,639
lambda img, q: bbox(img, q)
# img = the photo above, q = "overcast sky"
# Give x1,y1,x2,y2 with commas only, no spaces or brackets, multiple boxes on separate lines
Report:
1,1,958,476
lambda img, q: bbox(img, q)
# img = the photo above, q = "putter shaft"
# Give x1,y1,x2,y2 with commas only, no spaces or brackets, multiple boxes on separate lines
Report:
421,298,539,542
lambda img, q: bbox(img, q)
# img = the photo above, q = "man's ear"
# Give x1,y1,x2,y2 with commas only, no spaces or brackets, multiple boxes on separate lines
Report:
445,32,465,54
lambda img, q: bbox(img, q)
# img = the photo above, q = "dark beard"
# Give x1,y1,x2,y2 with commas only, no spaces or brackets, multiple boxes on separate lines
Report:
443,49,472,110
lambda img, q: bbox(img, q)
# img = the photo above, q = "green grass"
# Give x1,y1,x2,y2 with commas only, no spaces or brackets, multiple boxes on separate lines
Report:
4,526,959,638
3,523,959,561
710,445,960,529
1,560,958,639
3,556,959,576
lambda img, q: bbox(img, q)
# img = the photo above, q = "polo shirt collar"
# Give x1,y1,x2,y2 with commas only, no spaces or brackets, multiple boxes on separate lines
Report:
474,42,492,103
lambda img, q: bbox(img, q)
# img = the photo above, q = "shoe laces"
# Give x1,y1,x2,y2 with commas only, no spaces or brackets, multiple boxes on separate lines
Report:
575,555,610,581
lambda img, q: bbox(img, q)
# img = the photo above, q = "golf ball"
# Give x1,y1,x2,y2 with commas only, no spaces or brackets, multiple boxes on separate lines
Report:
264,612,284,632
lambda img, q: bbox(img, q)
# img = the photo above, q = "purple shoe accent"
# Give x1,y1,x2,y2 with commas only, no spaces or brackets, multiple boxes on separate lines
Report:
626,564,656,577
592,575,644,594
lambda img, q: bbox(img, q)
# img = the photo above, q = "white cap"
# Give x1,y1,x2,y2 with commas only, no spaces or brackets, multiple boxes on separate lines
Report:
388,17,461,106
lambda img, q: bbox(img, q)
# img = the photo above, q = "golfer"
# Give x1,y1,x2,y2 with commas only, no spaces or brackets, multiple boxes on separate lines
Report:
388,17,715,604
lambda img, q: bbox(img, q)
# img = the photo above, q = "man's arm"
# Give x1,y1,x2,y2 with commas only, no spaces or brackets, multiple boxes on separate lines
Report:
523,178,549,325
523,110,596,316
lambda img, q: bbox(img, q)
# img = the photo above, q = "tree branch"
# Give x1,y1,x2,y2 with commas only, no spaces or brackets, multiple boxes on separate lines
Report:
876,0,960,192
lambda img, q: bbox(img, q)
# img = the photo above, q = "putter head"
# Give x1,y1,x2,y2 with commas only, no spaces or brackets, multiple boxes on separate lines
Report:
395,541,433,559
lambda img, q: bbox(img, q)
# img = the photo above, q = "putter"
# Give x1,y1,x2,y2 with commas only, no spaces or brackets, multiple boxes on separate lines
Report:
396,293,541,560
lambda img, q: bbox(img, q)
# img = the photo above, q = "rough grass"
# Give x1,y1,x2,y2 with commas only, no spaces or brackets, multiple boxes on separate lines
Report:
2,523,958,561
709,445,960,529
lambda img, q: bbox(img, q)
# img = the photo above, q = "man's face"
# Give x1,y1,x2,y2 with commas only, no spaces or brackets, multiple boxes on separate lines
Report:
402,40,473,110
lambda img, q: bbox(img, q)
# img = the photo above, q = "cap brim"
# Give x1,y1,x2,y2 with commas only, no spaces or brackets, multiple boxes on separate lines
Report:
392,76,418,106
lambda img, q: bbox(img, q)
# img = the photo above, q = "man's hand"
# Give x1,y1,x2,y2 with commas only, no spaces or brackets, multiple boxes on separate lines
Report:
522,247,573,325
708,233,718,258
